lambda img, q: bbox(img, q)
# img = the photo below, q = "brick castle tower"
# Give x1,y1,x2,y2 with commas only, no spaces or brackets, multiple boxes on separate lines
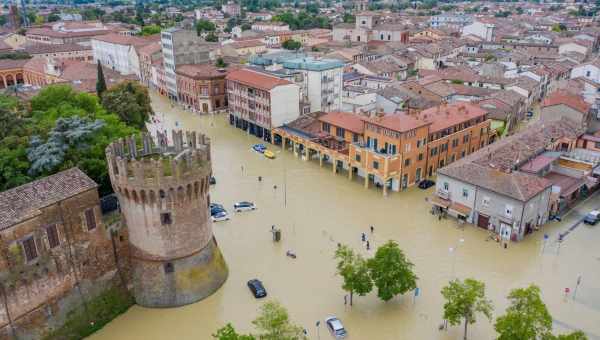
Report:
105,130,228,307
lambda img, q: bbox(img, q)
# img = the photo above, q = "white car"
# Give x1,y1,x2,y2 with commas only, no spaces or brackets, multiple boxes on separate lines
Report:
234,201,256,212
325,316,347,339
211,211,230,222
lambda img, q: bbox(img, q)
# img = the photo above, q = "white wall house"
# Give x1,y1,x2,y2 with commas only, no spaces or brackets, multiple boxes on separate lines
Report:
91,35,144,76
461,21,495,42
571,62,600,84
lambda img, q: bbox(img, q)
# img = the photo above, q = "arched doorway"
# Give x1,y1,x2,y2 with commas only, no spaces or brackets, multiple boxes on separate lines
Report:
5,74,14,87
0,76,5,89
16,73,24,84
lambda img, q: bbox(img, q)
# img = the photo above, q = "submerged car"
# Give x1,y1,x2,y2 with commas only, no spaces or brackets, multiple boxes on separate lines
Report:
247,279,267,298
584,210,600,225
325,316,347,339
252,144,266,153
211,211,230,222
418,179,435,189
264,150,276,159
234,201,256,212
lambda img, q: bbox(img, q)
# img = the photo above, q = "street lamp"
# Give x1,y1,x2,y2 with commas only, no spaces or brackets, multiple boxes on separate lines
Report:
450,238,465,279
316,320,321,340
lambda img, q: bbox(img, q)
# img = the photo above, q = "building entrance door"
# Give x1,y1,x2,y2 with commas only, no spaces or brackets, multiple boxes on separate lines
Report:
477,214,490,229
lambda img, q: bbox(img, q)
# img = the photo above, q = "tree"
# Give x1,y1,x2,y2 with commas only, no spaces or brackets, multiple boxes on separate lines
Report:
196,19,216,36
367,240,417,302
213,323,256,340
495,285,552,340
205,32,219,42
252,301,306,340
334,245,373,306
215,57,227,68
546,331,588,340
140,24,161,36
441,278,493,340
101,81,153,130
552,23,567,32
343,12,355,23
47,13,61,22
96,61,107,97
282,39,301,50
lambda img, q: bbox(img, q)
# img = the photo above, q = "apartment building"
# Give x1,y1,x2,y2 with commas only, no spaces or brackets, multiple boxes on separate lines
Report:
91,33,156,76
176,64,228,114
250,54,344,113
161,28,213,99
227,68,300,142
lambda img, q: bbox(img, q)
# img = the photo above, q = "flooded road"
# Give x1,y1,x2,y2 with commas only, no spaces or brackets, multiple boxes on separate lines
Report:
90,92,600,340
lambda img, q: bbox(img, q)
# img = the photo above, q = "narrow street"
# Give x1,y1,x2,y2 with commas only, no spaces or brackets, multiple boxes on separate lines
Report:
89,92,600,340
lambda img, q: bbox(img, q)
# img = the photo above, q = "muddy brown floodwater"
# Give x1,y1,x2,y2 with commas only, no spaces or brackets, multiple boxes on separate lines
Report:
89,92,600,340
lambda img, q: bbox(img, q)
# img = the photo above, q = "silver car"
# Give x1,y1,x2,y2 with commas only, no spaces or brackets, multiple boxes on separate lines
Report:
325,316,347,339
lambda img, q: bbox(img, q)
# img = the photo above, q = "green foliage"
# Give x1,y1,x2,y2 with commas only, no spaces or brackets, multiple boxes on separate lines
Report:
552,23,567,32
495,285,552,340
101,81,153,130
140,24,162,36
546,331,588,340
451,79,464,85
0,15,7,26
196,19,216,35
282,39,301,50
213,324,256,340
205,32,219,42
343,12,355,23
0,51,31,60
27,117,105,176
216,57,228,68
0,85,139,195
334,245,373,305
42,287,133,340
252,301,306,340
47,13,61,22
441,278,493,340
96,61,107,97
272,11,331,30
367,240,417,302
494,10,512,17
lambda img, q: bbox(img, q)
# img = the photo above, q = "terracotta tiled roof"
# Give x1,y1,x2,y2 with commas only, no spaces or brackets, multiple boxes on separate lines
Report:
0,58,30,70
92,33,153,48
226,68,292,91
415,102,487,133
0,168,97,230
367,113,430,133
176,63,228,79
27,27,111,38
22,43,91,54
542,90,590,114
318,111,365,134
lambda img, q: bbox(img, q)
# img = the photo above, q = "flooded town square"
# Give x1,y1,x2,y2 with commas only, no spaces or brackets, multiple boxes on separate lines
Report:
90,93,600,340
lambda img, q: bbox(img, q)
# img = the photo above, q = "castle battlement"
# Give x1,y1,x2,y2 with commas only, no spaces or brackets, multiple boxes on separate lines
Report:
106,130,212,194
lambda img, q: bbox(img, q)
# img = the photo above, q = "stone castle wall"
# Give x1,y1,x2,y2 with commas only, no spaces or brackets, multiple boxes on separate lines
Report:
106,130,228,308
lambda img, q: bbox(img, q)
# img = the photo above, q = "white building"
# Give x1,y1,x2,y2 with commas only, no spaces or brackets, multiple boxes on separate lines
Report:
91,33,153,76
251,22,290,32
226,68,300,141
461,21,495,42
570,61,600,84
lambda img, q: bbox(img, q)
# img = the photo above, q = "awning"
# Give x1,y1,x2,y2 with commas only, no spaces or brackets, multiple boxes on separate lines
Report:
449,202,471,217
430,196,450,209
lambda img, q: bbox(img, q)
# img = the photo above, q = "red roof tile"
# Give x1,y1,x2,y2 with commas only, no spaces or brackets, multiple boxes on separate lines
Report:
226,68,292,91
415,102,487,133
318,111,365,134
542,90,590,114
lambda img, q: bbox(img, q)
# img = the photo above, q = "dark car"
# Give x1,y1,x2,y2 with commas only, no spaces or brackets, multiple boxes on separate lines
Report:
418,179,435,189
210,176,216,185
247,279,267,298
210,203,225,216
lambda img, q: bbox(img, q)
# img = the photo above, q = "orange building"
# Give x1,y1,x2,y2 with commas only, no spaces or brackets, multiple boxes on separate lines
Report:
273,102,492,195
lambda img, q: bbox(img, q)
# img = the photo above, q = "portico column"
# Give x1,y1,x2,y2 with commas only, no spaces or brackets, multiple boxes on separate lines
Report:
319,151,323,167
332,158,337,174
383,179,388,196
364,172,369,188
303,146,308,161
348,165,353,180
